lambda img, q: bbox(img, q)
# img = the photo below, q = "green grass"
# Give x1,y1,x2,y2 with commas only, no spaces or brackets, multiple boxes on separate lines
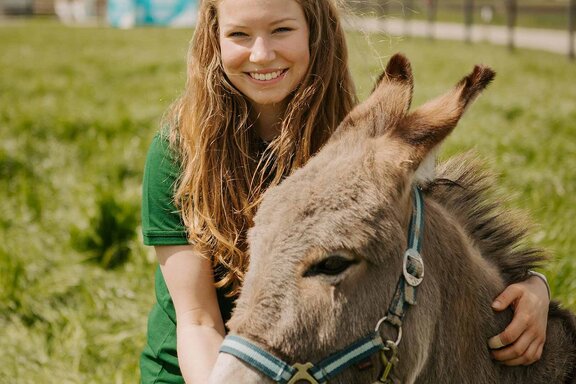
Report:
1,20,575,383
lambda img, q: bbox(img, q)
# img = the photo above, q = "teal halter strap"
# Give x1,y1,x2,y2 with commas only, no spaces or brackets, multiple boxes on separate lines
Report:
219,186,426,383
220,333,385,384
385,186,425,328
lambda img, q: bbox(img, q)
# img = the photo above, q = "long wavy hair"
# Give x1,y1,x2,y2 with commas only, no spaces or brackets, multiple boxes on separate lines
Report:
166,0,357,296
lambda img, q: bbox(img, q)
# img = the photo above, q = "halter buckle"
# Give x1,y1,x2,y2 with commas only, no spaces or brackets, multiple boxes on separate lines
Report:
286,362,320,384
402,248,424,287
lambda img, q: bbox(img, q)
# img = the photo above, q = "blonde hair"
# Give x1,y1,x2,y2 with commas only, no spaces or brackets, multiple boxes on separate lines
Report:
166,0,357,295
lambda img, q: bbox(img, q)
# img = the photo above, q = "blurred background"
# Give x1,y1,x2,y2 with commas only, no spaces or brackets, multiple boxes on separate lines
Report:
0,0,572,28
1,1,575,383
2,0,574,57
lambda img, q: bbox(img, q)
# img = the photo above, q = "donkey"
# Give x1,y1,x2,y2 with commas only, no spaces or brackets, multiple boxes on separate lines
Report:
209,54,576,383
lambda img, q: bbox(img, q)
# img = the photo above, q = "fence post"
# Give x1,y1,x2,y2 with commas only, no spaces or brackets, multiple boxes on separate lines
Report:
403,0,414,36
505,0,517,52
464,0,474,44
569,0,575,60
376,0,388,32
378,0,389,17
426,0,437,40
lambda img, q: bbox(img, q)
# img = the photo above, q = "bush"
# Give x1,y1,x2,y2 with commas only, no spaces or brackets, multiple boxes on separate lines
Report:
73,192,139,269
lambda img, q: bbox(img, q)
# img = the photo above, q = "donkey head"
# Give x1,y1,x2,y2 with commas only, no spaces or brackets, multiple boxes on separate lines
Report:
210,54,495,383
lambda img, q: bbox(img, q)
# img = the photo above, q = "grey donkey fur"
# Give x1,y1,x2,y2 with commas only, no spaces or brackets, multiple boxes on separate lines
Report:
222,54,576,383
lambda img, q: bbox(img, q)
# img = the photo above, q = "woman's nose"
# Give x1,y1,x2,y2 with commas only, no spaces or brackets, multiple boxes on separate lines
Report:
250,36,276,64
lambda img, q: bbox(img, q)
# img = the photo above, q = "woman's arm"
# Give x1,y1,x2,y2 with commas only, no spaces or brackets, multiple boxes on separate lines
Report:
156,245,225,383
488,275,550,366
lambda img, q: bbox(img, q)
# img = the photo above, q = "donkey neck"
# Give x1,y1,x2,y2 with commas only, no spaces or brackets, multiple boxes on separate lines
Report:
412,198,512,382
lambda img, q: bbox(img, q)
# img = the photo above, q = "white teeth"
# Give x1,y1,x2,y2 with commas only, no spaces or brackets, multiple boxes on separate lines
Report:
250,70,284,81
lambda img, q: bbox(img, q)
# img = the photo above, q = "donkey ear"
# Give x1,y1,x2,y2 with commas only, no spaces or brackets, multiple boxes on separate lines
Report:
392,65,495,169
331,53,414,140
371,52,414,99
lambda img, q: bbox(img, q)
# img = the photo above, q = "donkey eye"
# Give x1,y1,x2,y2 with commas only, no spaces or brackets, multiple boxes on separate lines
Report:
304,255,357,277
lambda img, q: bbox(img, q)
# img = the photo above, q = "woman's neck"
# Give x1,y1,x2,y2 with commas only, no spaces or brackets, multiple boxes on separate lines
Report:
252,103,286,142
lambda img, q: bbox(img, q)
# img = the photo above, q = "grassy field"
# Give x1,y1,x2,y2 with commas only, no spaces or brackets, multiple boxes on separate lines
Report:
0,20,575,383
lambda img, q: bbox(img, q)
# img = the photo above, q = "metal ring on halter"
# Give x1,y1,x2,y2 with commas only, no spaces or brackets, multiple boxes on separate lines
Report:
374,316,402,346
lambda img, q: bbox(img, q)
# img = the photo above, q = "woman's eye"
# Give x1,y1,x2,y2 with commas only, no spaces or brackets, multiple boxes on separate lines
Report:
304,255,357,277
228,31,248,38
273,27,292,33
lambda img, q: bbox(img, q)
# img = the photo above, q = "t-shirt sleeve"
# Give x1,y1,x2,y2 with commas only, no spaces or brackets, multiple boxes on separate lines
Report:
141,133,189,246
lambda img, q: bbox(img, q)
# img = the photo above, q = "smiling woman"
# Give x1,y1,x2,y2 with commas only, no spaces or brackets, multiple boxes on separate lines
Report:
140,0,356,383
218,0,311,121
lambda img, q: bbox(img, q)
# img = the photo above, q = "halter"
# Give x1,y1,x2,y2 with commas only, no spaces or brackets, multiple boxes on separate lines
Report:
219,186,425,384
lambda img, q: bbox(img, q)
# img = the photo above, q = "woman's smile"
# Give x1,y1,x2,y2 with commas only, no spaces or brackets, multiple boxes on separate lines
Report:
218,0,310,108
247,68,288,83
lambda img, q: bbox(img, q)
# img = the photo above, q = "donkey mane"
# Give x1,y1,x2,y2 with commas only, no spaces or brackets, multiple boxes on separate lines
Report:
427,155,576,378
424,153,546,283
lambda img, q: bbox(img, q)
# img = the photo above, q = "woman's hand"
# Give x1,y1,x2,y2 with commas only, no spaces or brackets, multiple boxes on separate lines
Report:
488,275,550,366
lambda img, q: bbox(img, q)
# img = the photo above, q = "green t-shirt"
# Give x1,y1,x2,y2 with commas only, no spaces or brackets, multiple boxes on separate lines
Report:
140,133,234,383
141,134,188,246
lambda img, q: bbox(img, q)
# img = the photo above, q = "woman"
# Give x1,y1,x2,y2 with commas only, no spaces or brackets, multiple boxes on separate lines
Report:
140,0,551,382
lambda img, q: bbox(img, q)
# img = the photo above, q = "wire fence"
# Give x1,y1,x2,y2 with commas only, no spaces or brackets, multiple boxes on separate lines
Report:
343,0,575,60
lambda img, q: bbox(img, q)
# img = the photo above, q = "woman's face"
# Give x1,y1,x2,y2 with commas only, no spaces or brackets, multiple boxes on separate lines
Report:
218,0,310,109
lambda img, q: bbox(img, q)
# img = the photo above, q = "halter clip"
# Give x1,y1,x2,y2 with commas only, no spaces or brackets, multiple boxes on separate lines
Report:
402,248,424,287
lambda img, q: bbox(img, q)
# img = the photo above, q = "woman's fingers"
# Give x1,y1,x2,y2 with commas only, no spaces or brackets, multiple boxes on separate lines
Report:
488,278,549,366
490,330,531,361
499,340,544,366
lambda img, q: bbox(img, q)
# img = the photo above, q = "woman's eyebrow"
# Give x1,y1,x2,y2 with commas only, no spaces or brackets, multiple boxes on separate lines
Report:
221,23,248,29
222,17,298,29
270,17,297,25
